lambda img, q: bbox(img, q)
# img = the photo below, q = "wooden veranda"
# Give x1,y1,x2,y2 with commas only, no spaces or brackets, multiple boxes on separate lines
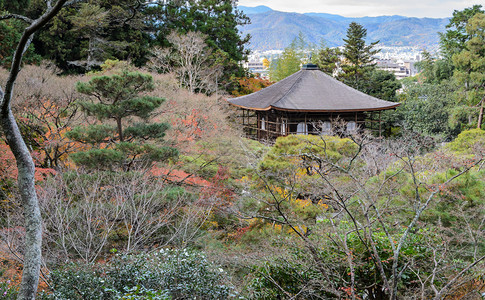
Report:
227,64,399,142
238,109,385,140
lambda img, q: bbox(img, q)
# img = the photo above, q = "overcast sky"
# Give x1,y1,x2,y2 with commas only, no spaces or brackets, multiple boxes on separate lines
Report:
238,0,484,18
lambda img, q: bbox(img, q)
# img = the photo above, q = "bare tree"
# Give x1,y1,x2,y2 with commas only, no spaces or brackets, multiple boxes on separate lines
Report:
149,31,223,94
237,132,485,299
38,169,212,264
0,63,85,169
0,1,83,298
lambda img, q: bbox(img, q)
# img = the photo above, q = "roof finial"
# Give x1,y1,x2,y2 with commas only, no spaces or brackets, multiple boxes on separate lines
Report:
302,63,319,70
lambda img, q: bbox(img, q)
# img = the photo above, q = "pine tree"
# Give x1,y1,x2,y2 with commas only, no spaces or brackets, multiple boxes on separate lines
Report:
67,70,178,170
312,44,341,76
338,22,380,90
452,13,485,129
439,5,484,60
34,0,150,70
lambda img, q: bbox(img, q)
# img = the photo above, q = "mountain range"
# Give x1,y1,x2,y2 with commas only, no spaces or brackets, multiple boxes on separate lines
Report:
238,6,449,50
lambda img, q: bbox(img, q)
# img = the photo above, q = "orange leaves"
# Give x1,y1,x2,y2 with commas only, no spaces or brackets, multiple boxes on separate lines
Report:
231,76,273,97
200,166,234,209
0,141,56,185
0,142,18,183
34,168,56,182
150,165,211,187
172,109,216,144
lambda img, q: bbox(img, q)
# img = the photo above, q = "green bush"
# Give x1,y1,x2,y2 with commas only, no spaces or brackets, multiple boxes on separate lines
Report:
245,250,327,299
44,249,238,300
446,129,485,154
259,135,358,174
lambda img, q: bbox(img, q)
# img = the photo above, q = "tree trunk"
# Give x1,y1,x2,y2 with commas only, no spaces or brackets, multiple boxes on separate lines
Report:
477,96,484,129
117,118,124,142
0,108,42,300
0,1,71,298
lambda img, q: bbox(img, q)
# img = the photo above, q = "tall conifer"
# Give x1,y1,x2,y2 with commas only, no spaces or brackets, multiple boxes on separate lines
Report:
338,22,379,90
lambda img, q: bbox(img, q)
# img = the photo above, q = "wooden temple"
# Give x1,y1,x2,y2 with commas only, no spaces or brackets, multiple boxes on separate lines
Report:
227,64,400,141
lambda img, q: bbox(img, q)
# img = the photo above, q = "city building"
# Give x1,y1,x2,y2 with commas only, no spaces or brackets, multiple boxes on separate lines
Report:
376,59,417,79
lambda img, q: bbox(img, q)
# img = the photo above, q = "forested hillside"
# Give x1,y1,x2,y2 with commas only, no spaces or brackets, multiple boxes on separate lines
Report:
0,1,484,299
238,6,449,49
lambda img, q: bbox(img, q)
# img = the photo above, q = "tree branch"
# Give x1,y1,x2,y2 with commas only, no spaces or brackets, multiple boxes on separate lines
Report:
1,0,70,112
64,0,85,6
0,14,34,24
434,254,485,299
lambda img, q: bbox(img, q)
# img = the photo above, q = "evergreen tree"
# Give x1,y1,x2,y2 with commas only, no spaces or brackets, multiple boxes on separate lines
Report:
33,0,150,71
364,70,401,101
67,70,178,170
269,33,310,81
338,22,379,90
0,0,41,67
146,0,250,89
452,13,485,129
439,5,484,60
312,43,341,76
395,81,460,138
415,51,453,84
0,0,30,14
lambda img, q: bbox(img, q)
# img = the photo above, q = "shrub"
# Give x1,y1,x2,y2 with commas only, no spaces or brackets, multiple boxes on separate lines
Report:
446,129,485,154
259,135,358,174
44,249,238,299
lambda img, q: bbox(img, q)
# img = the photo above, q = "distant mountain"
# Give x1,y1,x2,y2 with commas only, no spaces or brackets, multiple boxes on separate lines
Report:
238,5,272,15
238,6,449,50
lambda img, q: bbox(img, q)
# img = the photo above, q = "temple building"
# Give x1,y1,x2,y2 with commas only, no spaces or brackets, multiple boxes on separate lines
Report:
227,64,400,141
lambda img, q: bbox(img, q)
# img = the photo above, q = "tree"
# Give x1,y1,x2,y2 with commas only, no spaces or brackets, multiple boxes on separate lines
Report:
67,70,178,170
3,63,85,169
0,0,30,14
338,22,379,91
415,51,454,84
262,58,270,69
0,2,41,67
452,13,485,129
67,3,109,70
269,33,309,81
439,5,484,60
149,31,224,94
231,76,273,97
312,43,341,76
396,81,460,138
238,133,485,299
364,69,401,101
146,0,250,90
34,0,150,70
0,1,80,298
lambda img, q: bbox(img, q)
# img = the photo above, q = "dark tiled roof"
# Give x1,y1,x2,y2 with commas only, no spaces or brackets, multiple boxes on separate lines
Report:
227,68,400,112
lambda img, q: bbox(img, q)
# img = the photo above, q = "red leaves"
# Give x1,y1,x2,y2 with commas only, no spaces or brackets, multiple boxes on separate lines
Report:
200,166,234,209
172,109,213,143
0,142,18,183
0,141,56,184
150,165,211,187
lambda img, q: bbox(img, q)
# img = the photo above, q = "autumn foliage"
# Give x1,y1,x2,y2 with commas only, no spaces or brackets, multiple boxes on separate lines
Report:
231,76,273,97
